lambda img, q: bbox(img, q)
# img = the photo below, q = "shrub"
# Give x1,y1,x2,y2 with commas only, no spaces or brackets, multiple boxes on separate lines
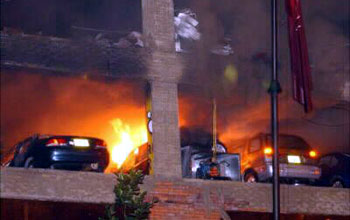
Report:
99,170,156,220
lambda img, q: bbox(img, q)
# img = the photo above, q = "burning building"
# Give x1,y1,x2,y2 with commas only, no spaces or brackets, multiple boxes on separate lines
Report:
1,1,350,219
1,0,349,175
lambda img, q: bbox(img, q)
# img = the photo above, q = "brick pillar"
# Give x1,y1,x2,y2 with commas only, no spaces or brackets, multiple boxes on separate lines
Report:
142,0,175,52
150,80,182,178
142,0,183,178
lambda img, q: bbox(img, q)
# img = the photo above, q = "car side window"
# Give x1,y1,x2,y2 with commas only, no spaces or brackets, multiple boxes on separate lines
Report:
319,156,331,166
249,138,260,153
329,156,338,168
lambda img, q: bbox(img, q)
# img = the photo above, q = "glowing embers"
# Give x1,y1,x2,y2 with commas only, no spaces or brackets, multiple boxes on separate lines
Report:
109,118,147,168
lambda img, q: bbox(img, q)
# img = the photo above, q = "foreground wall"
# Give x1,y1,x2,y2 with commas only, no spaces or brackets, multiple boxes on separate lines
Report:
1,168,349,219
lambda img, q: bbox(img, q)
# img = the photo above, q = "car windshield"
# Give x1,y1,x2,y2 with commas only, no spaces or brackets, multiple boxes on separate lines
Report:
267,135,310,150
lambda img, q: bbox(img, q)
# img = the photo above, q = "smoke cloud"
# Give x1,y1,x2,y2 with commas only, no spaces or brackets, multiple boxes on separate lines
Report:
176,0,349,153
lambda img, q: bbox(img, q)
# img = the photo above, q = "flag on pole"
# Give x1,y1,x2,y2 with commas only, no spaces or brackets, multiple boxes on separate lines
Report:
285,0,313,112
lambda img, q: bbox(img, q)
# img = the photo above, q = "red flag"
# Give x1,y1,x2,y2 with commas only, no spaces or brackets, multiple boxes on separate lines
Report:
285,0,313,112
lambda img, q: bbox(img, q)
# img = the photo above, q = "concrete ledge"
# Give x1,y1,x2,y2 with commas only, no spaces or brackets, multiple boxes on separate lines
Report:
0,167,115,204
1,167,349,216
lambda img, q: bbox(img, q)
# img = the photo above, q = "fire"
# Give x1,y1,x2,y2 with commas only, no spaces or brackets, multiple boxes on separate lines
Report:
108,118,147,169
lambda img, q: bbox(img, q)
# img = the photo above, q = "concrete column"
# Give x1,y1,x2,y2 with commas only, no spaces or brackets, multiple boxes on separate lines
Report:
142,0,183,178
142,0,175,52
151,81,182,178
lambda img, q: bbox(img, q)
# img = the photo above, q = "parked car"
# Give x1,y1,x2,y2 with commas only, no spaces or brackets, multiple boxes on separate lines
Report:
317,152,350,188
3,134,109,172
231,133,321,185
121,127,241,181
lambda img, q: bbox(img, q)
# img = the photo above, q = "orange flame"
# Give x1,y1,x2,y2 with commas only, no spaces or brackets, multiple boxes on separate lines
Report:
108,118,147,170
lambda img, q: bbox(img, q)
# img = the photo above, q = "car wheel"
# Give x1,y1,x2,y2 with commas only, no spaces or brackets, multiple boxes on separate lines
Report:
244,172,258,183
24,157,35,168
332,180,344,188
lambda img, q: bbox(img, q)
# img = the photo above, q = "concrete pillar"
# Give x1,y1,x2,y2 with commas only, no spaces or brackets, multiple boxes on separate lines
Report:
150,80,182,178
142,0,175,52
142,0,183,178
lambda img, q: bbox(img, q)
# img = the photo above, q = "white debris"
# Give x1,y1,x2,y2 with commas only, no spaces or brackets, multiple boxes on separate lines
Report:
95,33,104,41
127,31,144,47
174,9,201,52
114,31,144,48
211,44,234,56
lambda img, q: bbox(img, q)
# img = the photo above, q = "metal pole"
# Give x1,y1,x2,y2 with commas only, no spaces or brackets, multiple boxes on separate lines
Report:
269,0,281,219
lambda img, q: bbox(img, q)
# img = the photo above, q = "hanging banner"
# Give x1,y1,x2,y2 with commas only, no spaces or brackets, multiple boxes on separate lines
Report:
285,0,313,112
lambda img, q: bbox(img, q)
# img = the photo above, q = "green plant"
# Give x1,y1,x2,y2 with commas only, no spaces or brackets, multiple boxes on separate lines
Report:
99,170,156,220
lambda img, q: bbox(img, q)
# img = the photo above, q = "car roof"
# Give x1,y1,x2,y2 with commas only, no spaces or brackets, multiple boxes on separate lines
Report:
37,134,104,140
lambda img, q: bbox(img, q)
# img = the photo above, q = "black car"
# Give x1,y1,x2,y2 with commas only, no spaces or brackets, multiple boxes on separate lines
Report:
3,134,109,172
317,152,350,188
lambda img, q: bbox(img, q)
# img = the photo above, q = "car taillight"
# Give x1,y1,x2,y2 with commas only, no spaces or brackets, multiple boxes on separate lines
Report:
95,140,107,149
209,166,219,177
309,150,317,158
46,138,67,147
264,147,273,155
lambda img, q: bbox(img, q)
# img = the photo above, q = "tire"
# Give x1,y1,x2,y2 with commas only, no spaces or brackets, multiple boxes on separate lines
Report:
24,157,35,168
244,172,258,183
331,179,344,188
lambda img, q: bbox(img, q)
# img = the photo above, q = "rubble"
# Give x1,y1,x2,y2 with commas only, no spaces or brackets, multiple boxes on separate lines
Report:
211,44,234,56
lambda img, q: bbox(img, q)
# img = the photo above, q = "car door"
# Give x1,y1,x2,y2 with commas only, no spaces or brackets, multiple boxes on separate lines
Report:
318,155,333,185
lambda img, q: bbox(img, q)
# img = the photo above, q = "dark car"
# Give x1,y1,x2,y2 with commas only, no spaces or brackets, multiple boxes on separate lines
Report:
3,134,109,172
317,152,350,188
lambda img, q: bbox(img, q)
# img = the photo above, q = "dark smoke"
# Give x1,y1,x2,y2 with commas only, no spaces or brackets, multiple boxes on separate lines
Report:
176,0,349,153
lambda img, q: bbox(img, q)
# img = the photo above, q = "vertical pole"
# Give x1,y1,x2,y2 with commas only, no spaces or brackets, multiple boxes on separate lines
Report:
270,0,281,219
212,98,217,162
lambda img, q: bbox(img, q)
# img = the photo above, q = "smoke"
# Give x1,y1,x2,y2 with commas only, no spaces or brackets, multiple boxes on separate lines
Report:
176,0,349,153
1,1,349,157
0,72,147,158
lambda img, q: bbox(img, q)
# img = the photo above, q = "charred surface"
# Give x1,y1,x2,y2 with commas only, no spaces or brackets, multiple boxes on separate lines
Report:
0,32,147,78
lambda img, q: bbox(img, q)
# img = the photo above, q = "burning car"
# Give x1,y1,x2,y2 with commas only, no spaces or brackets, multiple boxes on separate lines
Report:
3,134,109,172
231,133,321,185
121,127,241,181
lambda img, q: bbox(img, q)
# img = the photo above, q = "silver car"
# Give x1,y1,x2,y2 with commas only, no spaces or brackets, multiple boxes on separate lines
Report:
232,133,321,185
